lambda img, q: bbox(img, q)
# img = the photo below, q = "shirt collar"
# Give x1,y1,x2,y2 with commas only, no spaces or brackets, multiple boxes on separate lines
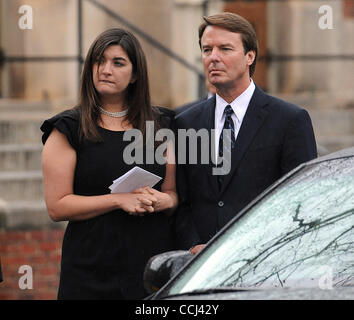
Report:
215,79,256,123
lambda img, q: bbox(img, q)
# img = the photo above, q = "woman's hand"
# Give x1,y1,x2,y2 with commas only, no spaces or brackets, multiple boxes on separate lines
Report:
115,192,158,216
132,187,174,212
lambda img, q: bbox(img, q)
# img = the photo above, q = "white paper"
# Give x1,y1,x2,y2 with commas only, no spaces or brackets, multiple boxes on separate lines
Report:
109,166,162,194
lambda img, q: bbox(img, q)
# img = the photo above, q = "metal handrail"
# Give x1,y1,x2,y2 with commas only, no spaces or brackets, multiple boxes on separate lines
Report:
78,0,83,80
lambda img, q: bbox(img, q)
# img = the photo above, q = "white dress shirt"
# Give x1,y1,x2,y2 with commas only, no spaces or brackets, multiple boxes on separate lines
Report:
214,80,256,157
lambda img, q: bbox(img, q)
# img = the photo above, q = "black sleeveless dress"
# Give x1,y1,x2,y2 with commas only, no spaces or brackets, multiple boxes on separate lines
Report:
41,107,176,299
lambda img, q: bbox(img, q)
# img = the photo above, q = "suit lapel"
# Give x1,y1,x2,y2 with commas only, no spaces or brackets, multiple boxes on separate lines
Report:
219,86,270,195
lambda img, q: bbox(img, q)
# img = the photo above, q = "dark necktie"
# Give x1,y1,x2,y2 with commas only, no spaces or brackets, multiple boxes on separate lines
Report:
218,105,236,188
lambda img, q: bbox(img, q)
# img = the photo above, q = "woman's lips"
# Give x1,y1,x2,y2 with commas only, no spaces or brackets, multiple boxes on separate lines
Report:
100,80,115,84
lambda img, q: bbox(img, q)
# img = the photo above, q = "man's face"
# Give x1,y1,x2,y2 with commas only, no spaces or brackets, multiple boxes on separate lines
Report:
201,26,255,91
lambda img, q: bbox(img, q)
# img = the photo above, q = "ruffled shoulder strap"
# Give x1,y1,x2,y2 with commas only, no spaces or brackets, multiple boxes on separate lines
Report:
40,108,81,150
152,106,175,130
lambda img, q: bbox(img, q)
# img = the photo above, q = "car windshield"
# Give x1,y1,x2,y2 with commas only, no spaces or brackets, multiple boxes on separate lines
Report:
160,157,354,297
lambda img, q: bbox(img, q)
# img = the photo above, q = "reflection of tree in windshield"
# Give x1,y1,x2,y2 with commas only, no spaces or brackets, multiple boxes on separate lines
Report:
214,158,354,289
293,204,321,228
222,208,353,288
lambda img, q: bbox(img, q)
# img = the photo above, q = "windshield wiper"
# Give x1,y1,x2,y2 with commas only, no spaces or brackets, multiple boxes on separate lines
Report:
158,287,257,299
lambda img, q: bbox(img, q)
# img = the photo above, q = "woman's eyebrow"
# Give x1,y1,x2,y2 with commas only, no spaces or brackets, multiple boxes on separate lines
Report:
112,57,127,62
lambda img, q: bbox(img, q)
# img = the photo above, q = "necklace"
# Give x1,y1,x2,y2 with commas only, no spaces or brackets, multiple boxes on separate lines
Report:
98,106,129,118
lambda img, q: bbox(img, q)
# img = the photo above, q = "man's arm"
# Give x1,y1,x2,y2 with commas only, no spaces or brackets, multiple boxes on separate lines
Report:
281,108,317,175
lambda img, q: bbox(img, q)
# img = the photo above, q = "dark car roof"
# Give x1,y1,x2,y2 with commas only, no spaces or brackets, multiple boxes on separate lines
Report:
309,146,354,164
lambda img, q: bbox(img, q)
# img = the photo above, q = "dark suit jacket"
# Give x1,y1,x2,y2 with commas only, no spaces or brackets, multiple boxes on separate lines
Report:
174,85,317,249
175,97,208,115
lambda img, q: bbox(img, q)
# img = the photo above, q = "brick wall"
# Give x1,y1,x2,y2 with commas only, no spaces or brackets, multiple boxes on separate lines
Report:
344,0,354,18
0,229,64,300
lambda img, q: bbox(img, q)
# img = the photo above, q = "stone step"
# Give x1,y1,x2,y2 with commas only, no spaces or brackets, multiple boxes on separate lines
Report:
309,110,354,136
316,134,354,154
0,113,52,144
0,144,43,171
0,170,43,201
276,92,354,111
0,99,52,112
0,199,66,230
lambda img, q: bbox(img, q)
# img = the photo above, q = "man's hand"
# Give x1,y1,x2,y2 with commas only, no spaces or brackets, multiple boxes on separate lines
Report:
189,244,206,255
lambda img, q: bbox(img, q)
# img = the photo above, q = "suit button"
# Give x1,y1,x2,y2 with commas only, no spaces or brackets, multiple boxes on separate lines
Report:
218,201,224,207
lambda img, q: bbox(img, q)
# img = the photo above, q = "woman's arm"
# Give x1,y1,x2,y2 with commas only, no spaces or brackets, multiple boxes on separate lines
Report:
42,128,157,222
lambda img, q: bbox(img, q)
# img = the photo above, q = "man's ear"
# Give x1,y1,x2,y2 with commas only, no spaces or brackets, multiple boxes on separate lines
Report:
246,51,256,66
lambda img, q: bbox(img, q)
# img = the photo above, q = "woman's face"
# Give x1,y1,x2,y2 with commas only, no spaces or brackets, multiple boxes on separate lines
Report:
92,45,135,101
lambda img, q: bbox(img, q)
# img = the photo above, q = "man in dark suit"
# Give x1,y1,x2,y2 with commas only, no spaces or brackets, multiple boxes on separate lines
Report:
174,12,317,253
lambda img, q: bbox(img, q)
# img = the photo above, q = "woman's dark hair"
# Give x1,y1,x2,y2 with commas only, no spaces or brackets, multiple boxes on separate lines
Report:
198,12,258,78
77,28,157,142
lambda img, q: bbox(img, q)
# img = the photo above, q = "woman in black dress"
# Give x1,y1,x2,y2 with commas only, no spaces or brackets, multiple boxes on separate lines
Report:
41,28,177,299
